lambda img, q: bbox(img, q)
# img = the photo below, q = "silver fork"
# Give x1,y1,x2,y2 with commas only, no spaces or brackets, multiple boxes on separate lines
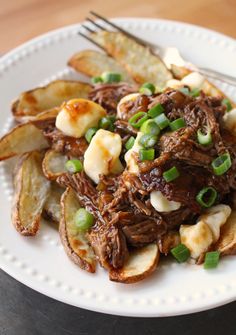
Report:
79,11,236,87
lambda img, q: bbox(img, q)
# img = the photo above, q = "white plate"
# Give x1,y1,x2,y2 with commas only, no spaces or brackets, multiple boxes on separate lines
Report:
0,18,236,317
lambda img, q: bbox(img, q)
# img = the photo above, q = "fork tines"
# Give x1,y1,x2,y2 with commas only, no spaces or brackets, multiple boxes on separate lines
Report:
78,11,147,48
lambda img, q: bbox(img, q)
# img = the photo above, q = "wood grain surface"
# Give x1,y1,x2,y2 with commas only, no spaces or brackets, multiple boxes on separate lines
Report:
0,0,235,53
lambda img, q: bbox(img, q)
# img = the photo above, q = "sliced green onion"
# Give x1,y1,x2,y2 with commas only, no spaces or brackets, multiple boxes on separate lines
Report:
108,115,116,123
190,88,200,97
98,116,114,131
139,148,155,161
179,87,190,95
65,159,83,173
197,128,212,146
163,166,180,182
91,76,103,84
74,208,94,231
171,244,190,263
196,187,217,208
222,98,232,112
211,153,232,175
139,82,156,95
139,134,157,148
154,113,170,130
170,118,186,131
129,112,149,128
125,136,135,150
85,127,98,143
140,119,160,136
148,103,164,118
204,251,220,269
101,72,122,83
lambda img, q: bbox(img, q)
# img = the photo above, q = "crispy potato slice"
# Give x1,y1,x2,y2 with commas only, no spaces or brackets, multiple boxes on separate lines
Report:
90,31,172,88
25,107,60,123
42,149,68,180
171,64,235,104
109,243,159,283
0,123,49,161
60,188,96,273
12,80,92,121
68,50,134,83
43,182,64,223
12,151,50,236
215,211,236,255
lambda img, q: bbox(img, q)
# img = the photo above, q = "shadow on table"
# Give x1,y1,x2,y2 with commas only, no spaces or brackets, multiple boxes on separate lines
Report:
0,270,235,335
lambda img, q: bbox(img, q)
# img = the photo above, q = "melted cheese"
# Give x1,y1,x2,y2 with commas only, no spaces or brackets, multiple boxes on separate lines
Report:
181,72,205,90
180,221,213,259
180,204,231,259
166,79,183,89
150,191,181,213
200,204,231,242
223,108,236,136
84,129,123,184
56,98,106,138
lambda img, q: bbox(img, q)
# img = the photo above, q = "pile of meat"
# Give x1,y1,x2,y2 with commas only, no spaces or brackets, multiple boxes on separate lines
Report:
43,83,236,270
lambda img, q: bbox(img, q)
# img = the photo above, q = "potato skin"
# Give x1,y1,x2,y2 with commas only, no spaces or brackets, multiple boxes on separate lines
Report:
59,188,96,273
0,123,49,161
12,80,92,122
109,244,159,284
215,211,236,255
42,149,67,181
12,151,50,236
68,50,134,83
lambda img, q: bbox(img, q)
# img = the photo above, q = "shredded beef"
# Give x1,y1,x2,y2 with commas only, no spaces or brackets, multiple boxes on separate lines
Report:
43,126,88,158
57,172,100,220
88,225,128,269
114,119,138,137
54,87,236,273
162,207,194,229
118,94,150,120
122,217,166,247
88,83,137,114
158,128,214,167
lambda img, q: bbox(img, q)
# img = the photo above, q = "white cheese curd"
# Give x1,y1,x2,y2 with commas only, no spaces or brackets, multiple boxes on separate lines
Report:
124,132,143,174
181,72,205,90
84,129,123,184
200,204,231,243
180,221,213,259
55,98,106,138
150,191,181,213
117,93,140,119
223,108,236,136
180,204,231,259
166,79,183,89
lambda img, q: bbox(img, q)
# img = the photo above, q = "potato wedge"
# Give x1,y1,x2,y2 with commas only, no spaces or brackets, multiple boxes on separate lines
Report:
90,31,172,88
171,64,235,104
25,107,60,123
12,80,92,121
12,151,50,236
0,122,49,161
43,182,64,223
109,243,159,283
68,50,134,83
42,149,68,180
215,211,236,255
60,188,96,273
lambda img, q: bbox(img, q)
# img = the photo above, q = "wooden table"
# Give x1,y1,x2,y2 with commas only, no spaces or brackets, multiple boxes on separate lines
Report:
0,0,235,53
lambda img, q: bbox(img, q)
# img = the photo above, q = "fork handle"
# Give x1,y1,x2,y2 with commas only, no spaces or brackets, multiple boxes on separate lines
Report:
198,67,236,87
